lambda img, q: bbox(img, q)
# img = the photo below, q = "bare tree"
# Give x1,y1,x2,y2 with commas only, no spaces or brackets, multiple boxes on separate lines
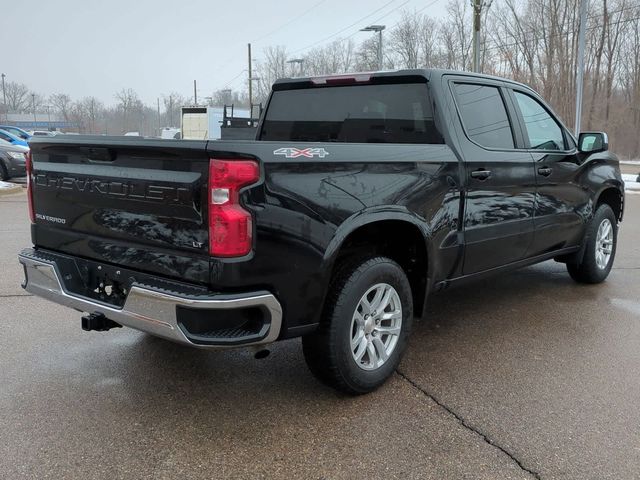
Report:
50,93,73,121
71,97,104,133
390,12,423,68
602,0,628,126
587,0,609,127
115,88,143,133
255,46,292,103
162,92,188,128
355,37,381,71
440,0,473,70
304,39,356,76
4,82,31,113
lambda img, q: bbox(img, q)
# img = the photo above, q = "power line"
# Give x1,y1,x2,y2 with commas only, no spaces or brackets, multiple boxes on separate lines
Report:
208,1,332,89
485,4,640,53
386,0,443,29
221,69,247,90
290,0,398,54
251,0,330,43
343,0,414,41
485,13,640,53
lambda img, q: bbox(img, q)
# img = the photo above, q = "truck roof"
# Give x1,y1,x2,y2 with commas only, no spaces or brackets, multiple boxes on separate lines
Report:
272,68,533,92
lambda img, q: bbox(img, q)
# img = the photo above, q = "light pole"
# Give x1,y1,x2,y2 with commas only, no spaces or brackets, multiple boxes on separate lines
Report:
287,58,305,77
1,73,6,122
360,25,386,70
32,93,37,126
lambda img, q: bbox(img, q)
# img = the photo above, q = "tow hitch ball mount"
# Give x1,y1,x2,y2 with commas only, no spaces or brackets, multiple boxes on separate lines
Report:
81,312,122,332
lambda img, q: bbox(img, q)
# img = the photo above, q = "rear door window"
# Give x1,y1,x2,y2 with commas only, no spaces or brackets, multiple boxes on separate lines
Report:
453,83,515,149
259,83,443,144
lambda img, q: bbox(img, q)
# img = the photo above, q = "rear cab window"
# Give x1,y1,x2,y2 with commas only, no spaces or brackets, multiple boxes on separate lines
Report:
259,82,444,144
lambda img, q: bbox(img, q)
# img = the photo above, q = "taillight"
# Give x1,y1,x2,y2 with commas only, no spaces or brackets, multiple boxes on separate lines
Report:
208,158,259,257
25,150,35,224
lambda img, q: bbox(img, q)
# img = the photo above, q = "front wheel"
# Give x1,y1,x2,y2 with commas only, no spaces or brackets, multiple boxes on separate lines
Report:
302,256,413,395
567,204,618,284
0,162,9,181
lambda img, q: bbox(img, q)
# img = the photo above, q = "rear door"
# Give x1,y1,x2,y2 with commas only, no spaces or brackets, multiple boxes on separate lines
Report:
507,88,589,254
448,77,537,275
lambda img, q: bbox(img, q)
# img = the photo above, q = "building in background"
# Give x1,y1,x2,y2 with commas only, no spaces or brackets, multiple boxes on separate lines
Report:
3,113,79,132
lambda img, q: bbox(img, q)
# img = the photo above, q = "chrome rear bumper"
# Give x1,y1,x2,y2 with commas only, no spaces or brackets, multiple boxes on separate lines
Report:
18,251,282,348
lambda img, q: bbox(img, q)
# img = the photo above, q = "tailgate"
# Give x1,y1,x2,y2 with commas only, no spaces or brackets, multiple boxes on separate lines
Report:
29,136,211,284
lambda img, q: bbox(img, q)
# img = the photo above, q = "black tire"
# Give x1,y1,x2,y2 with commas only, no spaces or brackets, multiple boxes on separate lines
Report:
567,203,617,284
0,162,9,181
302,256,413,395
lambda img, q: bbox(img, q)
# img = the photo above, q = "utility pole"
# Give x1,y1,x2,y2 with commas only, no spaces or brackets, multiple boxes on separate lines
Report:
248,43,253,118
32,93,37,125
472,0,481,72
90,98,95,133
1,73,6,122
169,95,173,127
471,0,492,72
157,97,161,135
360,25,386,70
193,80,198,106
574,0,588,134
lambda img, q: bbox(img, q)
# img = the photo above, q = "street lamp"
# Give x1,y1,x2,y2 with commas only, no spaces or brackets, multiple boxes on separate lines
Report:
287,58,305,77
360,25,386,70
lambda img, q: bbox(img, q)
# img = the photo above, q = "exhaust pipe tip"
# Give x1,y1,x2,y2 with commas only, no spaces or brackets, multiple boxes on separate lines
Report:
254,348,270,360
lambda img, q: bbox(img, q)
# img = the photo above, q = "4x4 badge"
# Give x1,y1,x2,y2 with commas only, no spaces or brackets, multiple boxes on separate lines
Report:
273,147,329,159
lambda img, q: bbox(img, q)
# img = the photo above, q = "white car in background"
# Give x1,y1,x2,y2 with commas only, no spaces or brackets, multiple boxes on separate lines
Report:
29,130,59,137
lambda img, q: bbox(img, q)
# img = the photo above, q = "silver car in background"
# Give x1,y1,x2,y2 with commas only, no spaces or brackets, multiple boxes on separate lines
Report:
0,139,28,180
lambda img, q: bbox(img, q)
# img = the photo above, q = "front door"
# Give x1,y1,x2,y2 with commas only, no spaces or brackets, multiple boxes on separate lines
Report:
449,80,537,275
508,89,591,255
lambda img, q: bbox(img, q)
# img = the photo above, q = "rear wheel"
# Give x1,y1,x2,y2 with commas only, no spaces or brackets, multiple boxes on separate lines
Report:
567,204,617,284
302,256,413,395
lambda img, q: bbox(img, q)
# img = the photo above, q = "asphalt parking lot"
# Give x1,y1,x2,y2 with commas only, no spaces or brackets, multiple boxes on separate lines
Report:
1,187,639,480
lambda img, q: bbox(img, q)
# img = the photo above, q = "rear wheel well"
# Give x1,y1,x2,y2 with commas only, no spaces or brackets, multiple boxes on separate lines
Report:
597,188,623,221
330,221,428,318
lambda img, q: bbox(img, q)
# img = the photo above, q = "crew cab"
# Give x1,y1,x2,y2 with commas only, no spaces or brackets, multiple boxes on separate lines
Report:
19,70,624,394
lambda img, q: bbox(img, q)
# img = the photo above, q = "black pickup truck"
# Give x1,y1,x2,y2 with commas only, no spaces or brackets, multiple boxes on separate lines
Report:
19,69,624,394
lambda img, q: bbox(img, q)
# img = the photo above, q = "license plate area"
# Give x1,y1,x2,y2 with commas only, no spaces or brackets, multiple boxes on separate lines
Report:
57,257,131,308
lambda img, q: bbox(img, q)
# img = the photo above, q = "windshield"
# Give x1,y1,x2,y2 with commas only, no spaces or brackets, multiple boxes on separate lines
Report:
0,130,18,142
1,127,29,139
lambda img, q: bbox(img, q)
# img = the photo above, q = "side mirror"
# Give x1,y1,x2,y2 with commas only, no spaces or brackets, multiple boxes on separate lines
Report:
578,132,608,153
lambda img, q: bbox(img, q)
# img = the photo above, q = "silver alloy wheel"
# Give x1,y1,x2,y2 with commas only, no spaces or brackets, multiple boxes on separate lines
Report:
350,283,402,371
595,218,614,270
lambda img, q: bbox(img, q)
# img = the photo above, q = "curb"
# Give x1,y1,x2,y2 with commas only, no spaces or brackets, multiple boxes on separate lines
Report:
0,183,24,196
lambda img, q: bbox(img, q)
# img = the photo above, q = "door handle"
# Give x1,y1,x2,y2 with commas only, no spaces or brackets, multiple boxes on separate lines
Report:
538,166,553,177
470,169,492,180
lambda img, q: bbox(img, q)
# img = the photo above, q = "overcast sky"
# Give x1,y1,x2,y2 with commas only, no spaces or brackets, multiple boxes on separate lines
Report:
3,0,449,106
